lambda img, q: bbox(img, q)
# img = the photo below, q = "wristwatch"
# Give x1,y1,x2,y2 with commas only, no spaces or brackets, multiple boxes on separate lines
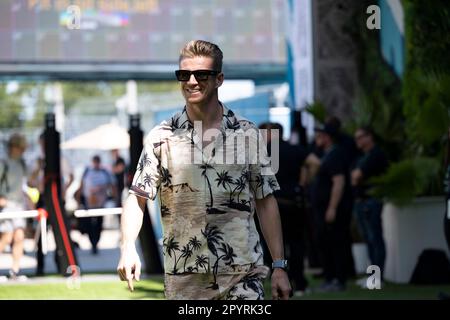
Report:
272,259,288,270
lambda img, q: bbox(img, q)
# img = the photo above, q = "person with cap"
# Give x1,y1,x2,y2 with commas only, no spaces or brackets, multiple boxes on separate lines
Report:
310,123,353,291
0,133,31,281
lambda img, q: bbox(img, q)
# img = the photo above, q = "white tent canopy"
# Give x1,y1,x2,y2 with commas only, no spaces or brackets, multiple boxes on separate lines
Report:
61,122,130,150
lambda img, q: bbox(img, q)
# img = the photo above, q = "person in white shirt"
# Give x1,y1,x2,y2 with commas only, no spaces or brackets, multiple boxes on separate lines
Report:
0,133,31,280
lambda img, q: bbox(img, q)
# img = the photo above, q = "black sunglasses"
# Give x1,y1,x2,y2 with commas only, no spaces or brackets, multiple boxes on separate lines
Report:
175,69,220,82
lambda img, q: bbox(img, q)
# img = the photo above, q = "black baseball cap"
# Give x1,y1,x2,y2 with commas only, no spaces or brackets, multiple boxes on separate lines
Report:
314,123,339,137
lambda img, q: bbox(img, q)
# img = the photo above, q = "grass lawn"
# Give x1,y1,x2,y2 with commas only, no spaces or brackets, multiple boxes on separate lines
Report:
0,275,165,300
1,273,449,300
281,275,450,300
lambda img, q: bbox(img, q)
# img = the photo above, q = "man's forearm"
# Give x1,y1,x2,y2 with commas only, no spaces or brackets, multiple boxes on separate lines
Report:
328,175,344,210
255,195,284,261
121,194,145,247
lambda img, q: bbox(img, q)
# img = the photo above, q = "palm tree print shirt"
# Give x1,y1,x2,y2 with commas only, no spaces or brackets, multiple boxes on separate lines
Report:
130,103,280,277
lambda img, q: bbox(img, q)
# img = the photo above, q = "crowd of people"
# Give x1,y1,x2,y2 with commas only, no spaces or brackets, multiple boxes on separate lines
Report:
258,117,389,295
0,132,127,280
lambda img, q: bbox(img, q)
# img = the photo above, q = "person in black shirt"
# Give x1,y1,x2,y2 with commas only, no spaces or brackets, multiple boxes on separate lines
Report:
311,123,353,291
111,149,126,207
259,122,310,295
325,117,358,279
351,126,389,279
326,116,359,169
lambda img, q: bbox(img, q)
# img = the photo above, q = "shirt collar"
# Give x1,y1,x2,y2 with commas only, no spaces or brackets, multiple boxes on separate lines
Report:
171,102,241,132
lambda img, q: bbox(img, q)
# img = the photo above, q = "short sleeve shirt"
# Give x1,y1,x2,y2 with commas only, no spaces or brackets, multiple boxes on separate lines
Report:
311,145,347,213
353,145,388,198
130,104,280,276
0,158,27,206
82,167,113,208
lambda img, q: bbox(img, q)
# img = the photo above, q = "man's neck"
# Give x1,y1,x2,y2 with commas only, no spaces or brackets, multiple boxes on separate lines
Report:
363,142,375,153
186,98,223,131
323,142,334,152
8,152,21,161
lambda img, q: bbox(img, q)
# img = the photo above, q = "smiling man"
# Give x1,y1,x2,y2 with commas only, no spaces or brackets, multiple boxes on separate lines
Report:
117,40,291,300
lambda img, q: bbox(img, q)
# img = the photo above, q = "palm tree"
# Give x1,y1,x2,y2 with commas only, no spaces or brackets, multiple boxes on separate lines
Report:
201,224,224,257
163,236,180,274
136,152,151,180
253,174,264,197
201,224,225,289
235,176,247,203
170,115,181,131
215,170,234,202
209,242,237,290
195,255,209,273
268,177,278,191
218,243,236,266
241,273,264,299
143,173,153,188
159,166,172,187
199,163,215,208
188,236,202,251
180,244,194,272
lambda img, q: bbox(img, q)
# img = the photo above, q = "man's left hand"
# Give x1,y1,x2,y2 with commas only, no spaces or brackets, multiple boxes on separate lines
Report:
271,268,292,300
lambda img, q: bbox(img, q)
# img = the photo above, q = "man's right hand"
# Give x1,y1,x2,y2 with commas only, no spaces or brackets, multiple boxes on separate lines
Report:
117,243,141,292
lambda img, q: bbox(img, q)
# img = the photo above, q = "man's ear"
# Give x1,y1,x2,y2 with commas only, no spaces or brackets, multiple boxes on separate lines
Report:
216,73,224,88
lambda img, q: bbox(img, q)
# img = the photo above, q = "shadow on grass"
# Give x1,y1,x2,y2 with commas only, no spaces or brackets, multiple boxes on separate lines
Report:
133,286,165,297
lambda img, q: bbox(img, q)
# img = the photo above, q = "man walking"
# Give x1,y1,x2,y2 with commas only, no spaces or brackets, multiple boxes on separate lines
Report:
117,40,291,300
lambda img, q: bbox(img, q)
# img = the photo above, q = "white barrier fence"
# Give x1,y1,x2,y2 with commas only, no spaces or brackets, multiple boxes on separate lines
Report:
0,207,123,256
74,207,122,218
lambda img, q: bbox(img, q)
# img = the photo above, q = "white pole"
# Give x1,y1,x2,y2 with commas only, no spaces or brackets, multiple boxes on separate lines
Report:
40,216,48,255
126,80,138,115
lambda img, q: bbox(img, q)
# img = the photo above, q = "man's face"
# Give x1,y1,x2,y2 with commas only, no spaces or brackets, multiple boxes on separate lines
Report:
179,56,223,106
9,145,25,159
93,159,100,169
354,129,369,150
315,131,326,148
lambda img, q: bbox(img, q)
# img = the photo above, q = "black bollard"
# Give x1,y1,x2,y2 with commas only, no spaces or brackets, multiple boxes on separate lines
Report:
128,114,163,274
43,113,78,276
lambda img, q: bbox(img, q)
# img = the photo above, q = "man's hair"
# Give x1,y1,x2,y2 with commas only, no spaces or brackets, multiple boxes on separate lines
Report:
92,155,101,163
357,126,375,139
325,116,342,131
7,133,27,150
270,122,283,138
179,40,223,72
258,122,270,130
258,122,283,139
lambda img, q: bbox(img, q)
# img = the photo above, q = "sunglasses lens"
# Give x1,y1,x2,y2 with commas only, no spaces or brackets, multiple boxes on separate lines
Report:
175,70,191,81
193,71,209,81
